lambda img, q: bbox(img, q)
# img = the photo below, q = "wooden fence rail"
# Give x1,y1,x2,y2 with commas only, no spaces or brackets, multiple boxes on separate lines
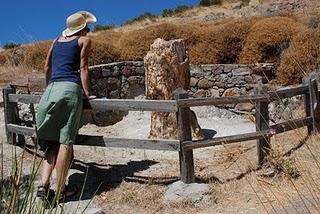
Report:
3,73,320,184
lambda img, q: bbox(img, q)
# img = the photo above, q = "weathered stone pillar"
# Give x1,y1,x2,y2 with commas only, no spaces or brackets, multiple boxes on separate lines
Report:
144,38,203,140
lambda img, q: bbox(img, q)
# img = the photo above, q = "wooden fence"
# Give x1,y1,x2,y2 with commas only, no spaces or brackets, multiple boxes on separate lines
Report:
3,73,320,184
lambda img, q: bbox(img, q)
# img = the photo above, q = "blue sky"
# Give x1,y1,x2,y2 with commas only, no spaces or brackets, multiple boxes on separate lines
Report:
1,0,199,47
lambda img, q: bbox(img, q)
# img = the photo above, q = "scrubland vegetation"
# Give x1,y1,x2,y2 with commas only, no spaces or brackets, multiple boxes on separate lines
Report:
1,9,320,85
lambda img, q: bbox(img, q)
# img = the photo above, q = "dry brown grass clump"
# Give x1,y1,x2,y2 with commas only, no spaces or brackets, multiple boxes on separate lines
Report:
0,41,51,71
23,41,51,70
239,17,306,66
118,23,201,61
277,28,320,85
190,18,258,64
90,39,121,65
0,52,8,66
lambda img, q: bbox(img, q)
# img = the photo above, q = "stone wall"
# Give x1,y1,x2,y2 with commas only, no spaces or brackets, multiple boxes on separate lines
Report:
89,61,275,108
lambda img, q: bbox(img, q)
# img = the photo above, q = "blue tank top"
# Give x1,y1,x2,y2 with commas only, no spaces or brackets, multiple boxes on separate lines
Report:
49,37,81,84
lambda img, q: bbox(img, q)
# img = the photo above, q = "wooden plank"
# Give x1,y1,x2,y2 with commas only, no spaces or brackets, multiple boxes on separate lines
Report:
268,85,308,100
255,85,271,166
177,94,270,107
175,90,195,184
6,124,180,151
76,135,180,151
8,94,41,104
8,94,178,112
183,130,273,150
270,117,312,134
89,99,178,112
3,88,19,144
7,124,35,136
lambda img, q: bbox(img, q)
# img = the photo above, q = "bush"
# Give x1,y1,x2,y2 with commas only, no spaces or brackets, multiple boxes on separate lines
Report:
118,23,200,61
23,41,51,70
90,39,121,65
239,17,306,66
3,42,20,50
162,5,193,17
123,12,157,25
162,9,174,17
199,0,222,7
190,18,257,64
93,24,115,33
175,5,193,13
0,52,7,66
277,29,320,85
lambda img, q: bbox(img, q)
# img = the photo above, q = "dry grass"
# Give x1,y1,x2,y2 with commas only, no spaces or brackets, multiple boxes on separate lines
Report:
277,28,320,85
190,18,258,64
0,65,32,86
1,7,320,85
239,16,306,65
92,126,320,213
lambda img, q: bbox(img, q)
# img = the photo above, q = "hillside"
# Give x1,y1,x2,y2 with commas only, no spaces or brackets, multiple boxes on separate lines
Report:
0,0,320,85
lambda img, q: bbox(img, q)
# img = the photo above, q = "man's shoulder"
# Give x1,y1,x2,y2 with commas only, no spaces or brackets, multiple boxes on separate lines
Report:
78,36,91,45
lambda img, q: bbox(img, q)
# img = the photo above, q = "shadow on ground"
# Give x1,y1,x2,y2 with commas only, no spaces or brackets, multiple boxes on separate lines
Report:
65,159,159,202
202,129,217,139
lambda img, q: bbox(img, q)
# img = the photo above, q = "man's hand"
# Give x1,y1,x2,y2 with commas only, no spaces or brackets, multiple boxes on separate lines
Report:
86,95,96,100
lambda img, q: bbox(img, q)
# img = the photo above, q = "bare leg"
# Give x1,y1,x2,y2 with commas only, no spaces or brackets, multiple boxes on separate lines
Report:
55,144,74,195
40,144,60,187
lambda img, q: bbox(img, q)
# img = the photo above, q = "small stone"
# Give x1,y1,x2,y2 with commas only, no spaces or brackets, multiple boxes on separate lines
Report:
198,79,214,89
235,103,254,112
136,66,145,75
194,89,206,97
121,66,131,77
209,89,220,97
163,181,211,204
190,77,199,87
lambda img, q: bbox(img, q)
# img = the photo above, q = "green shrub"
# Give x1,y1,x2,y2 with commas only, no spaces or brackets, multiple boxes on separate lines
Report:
162,5,193,17
175,5,193,13
162,9,174,17
3,42,20,50
123,12,157,25
93,24,115,33
199,0,222,7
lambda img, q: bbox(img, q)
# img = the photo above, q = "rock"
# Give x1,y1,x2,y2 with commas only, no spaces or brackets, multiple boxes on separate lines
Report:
194,89,206,98
222,87,241,97
27,76,46,93
198,78,214,89
235,103,254,112
144,38,204,140
190,77,199,87
163,181,211,204
209,88,220,97
121,66,131,77
135,66,145,75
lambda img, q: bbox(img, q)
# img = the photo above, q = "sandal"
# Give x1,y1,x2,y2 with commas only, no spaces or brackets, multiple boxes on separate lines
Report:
36,184,50,198
37,184,55,208
59,184,79,201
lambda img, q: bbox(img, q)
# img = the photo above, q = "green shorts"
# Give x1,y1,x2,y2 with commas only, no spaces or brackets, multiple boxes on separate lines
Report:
36,81,83,151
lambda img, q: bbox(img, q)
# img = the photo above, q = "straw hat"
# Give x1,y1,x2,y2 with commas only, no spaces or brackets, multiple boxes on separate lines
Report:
62,11,97,37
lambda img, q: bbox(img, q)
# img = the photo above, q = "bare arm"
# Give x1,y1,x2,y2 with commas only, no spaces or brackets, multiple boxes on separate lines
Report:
44,40,55,85
79,36,95,99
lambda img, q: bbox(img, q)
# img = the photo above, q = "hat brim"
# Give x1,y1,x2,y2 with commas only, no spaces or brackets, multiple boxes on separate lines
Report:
76,11,97,23
62,23,86,37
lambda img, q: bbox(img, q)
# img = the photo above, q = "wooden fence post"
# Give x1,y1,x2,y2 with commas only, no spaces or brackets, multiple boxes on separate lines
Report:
3,87,19,144
303,73,320,135
255,84,271,166
308,78,320,134
174,89,195,184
